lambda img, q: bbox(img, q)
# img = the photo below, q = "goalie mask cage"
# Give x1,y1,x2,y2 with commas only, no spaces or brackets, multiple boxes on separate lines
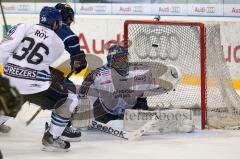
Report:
124,20,240,129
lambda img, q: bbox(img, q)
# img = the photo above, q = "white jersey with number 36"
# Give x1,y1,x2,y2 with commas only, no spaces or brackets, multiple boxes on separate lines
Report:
0,23,65,94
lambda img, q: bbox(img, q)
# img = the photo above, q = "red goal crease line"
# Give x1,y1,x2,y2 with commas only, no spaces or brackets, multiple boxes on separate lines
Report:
1,65,240,90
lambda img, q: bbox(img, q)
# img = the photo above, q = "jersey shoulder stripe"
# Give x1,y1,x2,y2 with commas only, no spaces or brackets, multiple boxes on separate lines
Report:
63,34,76,42
95,65,111,76
96,65,110,72
69,43,80,48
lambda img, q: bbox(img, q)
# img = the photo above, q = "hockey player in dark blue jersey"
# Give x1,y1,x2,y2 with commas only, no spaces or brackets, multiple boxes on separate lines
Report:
55,3,87,74
54,3,87,142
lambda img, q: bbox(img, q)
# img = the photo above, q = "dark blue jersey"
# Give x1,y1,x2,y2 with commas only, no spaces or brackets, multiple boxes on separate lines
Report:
55,23,81,57
55,23,87,74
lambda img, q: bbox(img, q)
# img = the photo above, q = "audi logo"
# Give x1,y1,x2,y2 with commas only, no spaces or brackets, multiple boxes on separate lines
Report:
17,5,30,11
171,6,180,13
132,30,181,61
94,6,107,12
206,7,215,13
133,6,144,12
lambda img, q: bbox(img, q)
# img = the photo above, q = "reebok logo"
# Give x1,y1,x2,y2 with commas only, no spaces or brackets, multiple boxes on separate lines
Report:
91,121,127,139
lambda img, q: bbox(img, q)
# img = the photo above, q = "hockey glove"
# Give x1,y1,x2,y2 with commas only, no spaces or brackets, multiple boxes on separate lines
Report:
159,65,182,90
49,67,68,95
70,51,87,74
0,75,23,117
132,96,148,110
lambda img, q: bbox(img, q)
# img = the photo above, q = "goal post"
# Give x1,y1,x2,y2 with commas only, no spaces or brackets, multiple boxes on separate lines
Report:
123,20,240,129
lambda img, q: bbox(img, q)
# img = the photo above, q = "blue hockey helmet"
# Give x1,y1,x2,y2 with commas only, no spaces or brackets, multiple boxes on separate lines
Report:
107,44,129,76
107,45,128,64
39,6,62,29
55,3,74,25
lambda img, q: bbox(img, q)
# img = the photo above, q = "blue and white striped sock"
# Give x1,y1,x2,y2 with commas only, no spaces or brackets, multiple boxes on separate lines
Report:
49,112,70,138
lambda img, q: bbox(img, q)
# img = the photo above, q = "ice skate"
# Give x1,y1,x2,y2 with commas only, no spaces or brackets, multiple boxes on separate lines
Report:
41,123,70,152
61,125,81,142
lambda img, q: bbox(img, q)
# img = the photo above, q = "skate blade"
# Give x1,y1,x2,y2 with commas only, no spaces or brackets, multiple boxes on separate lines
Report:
60,136,81,142
0,131,10,135
41,146,70,152
0,125,11,133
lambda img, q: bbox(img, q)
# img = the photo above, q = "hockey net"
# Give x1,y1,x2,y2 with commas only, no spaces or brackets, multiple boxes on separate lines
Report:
124,20,240,129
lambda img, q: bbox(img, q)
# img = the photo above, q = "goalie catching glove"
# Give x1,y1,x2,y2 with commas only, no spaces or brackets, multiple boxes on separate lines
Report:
157,64,182,91
70,50,87,74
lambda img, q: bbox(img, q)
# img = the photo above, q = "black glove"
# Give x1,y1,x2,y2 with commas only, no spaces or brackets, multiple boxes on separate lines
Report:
70,51,87,74
49,67,68,95
0,74,11,90
64,78,77,94
49,66,65,82
0,75,23,117
132,96,148,110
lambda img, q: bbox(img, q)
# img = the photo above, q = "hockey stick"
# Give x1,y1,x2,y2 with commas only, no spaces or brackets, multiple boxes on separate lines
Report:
90,119,157,140
0,0,8,34
65,70,75,80
26,107,42,126
25,70,75,126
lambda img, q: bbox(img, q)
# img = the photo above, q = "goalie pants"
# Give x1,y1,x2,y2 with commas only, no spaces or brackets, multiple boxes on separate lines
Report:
93,97,148,123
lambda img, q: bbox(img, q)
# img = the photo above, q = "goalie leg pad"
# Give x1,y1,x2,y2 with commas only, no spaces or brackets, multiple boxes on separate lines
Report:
55,92,78,118
71,97,93,130
123,109,194,133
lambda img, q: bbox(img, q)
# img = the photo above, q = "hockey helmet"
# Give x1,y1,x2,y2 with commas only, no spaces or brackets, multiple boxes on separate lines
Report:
107,44,129,76
40,6,62,29
55,3,74,25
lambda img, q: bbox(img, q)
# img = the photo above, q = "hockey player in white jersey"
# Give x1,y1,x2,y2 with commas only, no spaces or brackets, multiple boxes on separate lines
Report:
0,7,79,151
77,44,181,124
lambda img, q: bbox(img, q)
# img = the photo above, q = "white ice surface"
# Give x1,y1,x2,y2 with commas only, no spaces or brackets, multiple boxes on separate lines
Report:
1,105,240,159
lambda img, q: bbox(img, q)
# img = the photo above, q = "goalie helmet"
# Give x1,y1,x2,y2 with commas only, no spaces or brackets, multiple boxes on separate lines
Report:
55,3,74,25
40,6,62,30
107,45,129,76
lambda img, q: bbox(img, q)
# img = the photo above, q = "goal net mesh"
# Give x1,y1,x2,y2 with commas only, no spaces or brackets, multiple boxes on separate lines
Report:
124,20,240,129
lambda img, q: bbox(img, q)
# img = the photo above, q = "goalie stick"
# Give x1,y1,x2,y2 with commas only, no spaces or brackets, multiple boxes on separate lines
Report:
25,70,75,126
90,119,157,140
